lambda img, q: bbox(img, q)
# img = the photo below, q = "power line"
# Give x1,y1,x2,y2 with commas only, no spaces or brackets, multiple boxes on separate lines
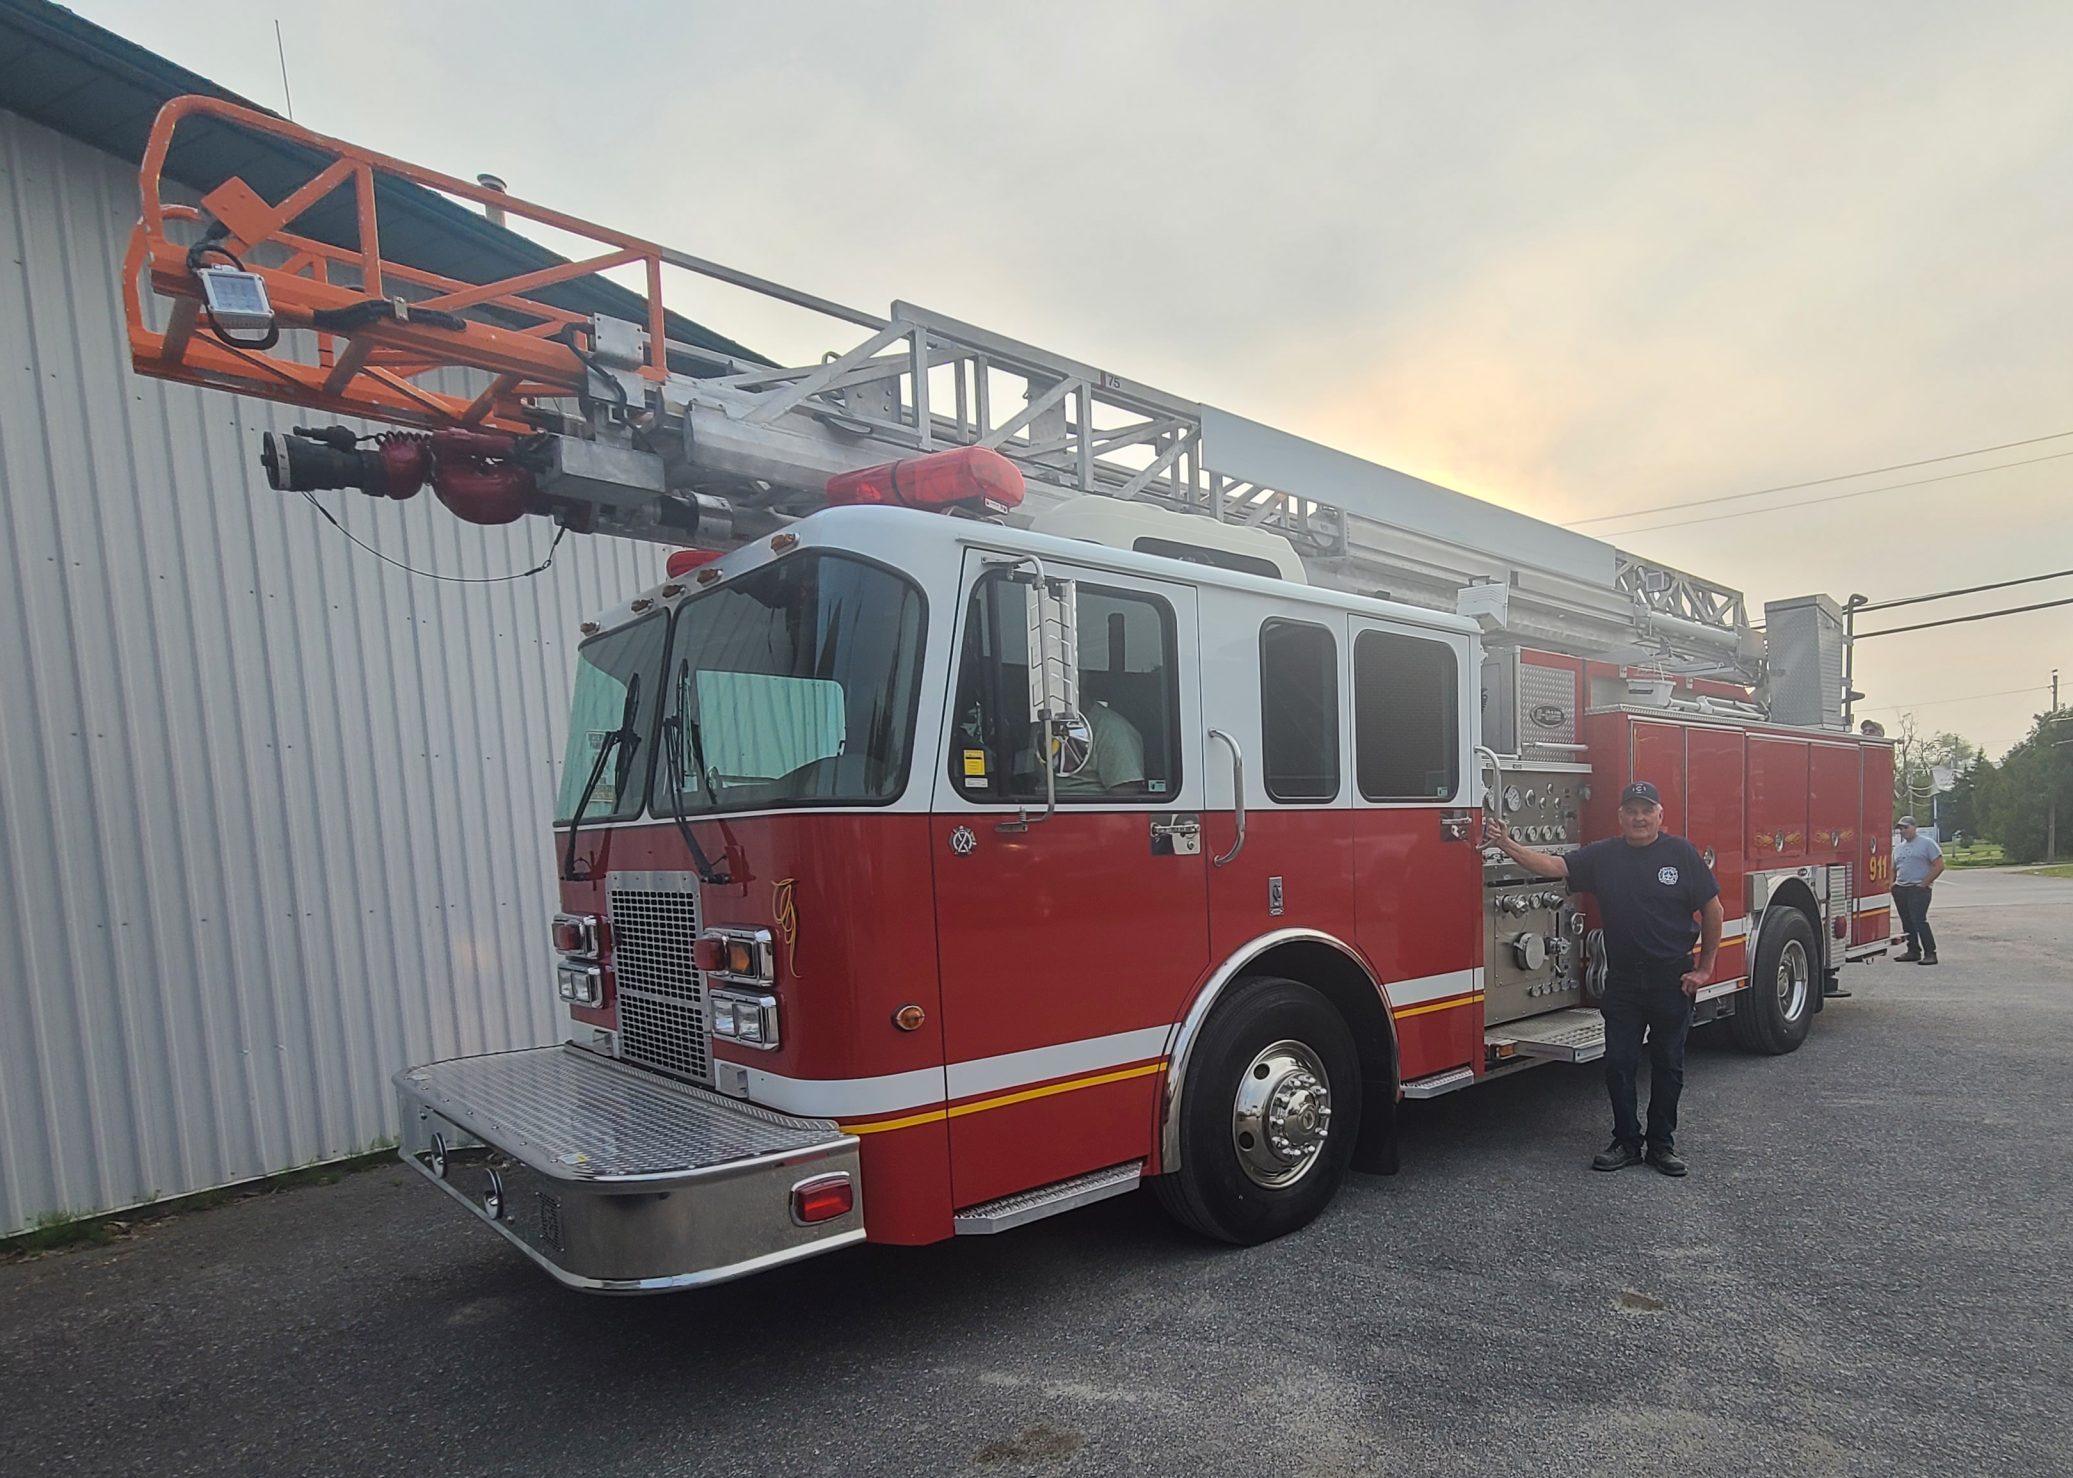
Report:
1568,427,2073,528
1856,594,2073,640
1859,685,2050,714
1592,448,2073,537
1859,567,2073,613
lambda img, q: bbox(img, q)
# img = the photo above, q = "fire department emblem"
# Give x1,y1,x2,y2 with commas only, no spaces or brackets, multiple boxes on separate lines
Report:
948,825,978,856
1657,866,1680,885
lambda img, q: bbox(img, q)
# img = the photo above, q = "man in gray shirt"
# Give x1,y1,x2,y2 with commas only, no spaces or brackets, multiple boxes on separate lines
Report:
1892,816,1946,965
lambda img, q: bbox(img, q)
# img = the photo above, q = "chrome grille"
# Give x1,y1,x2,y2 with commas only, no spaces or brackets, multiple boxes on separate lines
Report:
607,870,711,1085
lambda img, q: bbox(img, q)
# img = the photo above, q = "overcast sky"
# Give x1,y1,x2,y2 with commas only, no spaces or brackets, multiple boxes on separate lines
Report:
76,0,2073,756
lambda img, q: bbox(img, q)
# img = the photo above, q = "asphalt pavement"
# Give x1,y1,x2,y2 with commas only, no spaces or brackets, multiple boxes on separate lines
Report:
3,868,2068,1477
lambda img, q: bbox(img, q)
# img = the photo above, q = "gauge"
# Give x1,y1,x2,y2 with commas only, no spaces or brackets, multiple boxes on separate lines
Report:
1504,785,1523,813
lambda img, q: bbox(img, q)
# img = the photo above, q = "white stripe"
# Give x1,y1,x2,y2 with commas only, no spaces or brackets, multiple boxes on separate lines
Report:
1695,977,1745,1001
1855,894,1891,913
946,1026,1171,1100
1389,966,1484,1007
739,1023,1173,1120
743,1062,947,1119
1720,916,1750,940
742,967,1488,1120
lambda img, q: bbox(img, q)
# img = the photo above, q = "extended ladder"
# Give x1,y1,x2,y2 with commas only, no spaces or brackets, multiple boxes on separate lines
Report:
124,96,1757,678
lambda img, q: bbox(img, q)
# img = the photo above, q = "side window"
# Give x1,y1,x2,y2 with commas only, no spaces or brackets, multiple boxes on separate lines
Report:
950,572,1181,803
1353,629,1459,801
1259,620,1339,802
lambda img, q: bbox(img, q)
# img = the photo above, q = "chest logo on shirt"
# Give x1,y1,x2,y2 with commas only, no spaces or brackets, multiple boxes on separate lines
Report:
1658,866,1680,885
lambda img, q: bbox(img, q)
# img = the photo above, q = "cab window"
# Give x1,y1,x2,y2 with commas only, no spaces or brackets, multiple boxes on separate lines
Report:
1353,629,1459,801
1260,619,1339,802
951,572,1180,802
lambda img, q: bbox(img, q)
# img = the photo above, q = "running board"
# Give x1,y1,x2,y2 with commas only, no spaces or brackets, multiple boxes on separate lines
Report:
1401,1066,1478,1099
1485,1007,1607,1064
953,1160,1145,1235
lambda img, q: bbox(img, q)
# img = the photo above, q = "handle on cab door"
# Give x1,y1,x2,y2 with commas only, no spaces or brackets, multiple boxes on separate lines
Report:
1208,728,1245,868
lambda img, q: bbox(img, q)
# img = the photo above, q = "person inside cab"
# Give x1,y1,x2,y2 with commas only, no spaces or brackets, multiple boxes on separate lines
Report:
1051,700,1147,796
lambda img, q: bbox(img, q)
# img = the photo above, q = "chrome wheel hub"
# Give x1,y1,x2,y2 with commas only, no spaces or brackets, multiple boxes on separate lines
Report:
1231,1039,1333,1188
1778,939,1810,1021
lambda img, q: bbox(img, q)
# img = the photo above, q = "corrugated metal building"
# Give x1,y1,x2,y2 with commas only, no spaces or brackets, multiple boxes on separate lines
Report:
0,2,752,1235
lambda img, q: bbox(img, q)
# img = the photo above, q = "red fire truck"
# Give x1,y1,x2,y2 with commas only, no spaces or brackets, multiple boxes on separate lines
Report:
123,99,1893,1291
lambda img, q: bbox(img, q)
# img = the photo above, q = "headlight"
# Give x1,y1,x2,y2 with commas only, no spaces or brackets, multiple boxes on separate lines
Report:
708,990,779,1050
557,962,601,1007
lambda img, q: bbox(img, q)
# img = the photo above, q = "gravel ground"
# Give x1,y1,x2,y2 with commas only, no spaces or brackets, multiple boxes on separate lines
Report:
3,869,2067,1477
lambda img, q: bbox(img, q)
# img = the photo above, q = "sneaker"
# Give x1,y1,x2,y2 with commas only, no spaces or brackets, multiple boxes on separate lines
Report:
1920,953,1938,966
1895,949,1921,963
1592,1141,1645,1172
1645,1144,1689,1177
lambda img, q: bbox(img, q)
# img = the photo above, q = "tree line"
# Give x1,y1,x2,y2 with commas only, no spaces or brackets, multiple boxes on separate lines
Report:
1892,710,2071,862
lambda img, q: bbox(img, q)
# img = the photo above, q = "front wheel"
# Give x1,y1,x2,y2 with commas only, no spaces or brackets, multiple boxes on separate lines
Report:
1152,976,1361,1245
1729,908,1816,1055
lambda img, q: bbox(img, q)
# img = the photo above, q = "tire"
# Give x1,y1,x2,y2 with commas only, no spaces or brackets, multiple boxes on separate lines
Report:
1729,908,1817,1055
1152,976,1362,1246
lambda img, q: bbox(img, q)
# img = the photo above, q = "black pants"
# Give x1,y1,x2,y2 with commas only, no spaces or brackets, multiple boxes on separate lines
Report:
1894,884,1936,956
1601,959,1694,1152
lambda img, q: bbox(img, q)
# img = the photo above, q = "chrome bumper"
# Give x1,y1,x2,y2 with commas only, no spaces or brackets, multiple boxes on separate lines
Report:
395,1045,864,1293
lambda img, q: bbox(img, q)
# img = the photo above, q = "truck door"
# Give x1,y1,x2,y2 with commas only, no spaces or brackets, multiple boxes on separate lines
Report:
930,551,1208,1208
1347,617,1483,1079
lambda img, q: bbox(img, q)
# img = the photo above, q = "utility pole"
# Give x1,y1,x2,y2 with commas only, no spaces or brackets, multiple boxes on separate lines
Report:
2049,695,2071,865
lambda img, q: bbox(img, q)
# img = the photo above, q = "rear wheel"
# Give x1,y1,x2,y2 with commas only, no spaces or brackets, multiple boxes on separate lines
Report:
1729,908,1816,1055
1152,976,1361,1245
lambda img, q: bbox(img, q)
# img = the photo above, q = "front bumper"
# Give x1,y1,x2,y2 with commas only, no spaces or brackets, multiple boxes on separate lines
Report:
395,1045,864,1293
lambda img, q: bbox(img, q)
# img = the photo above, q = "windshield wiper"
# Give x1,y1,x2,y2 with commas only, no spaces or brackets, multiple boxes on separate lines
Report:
662,659,731,885
562,673,641,883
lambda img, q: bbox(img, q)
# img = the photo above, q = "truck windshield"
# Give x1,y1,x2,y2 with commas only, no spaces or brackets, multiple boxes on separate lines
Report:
661,551,925,815
555,613,667,823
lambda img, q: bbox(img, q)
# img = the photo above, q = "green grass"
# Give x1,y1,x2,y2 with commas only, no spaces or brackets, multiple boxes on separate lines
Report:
1944,842,2005,868
2022,863,2073,879
1,1139,401,1259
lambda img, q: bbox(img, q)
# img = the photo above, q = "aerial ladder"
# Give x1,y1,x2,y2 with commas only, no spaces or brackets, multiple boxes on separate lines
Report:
125,97,1765,691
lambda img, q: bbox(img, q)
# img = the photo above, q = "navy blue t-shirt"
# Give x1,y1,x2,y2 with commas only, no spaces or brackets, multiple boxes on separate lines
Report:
1565,833,1719,971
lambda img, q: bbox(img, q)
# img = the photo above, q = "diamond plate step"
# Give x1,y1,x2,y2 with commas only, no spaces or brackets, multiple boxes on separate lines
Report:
1485,1006,1607,1064
1402,1066,1479,1099
954,1160,1145,1235
397,1045,848,1183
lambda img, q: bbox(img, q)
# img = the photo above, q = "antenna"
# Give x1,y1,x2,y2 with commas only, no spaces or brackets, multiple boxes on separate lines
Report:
273,20,295,121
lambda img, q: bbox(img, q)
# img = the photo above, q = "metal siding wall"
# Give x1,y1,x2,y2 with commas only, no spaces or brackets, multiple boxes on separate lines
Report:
0,110,659,1234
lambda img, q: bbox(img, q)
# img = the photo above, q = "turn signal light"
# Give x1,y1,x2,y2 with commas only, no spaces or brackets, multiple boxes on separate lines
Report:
695,937,756,976
552,913,599,957
790,1173,854,1226
695,927,774,983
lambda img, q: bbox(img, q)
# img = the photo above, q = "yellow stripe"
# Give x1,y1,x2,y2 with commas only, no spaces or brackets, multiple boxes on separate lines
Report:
946,1060,1166,1119
839,1060,1169,1136
1393,993,1483,1020
841,1107,949,1136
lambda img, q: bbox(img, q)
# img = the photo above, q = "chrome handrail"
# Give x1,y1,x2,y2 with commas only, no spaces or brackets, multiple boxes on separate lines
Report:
1209,729,1246,867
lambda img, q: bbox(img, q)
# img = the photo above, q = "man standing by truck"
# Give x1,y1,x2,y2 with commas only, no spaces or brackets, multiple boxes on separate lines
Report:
1892,816,1944,965
1485,781,1723,1178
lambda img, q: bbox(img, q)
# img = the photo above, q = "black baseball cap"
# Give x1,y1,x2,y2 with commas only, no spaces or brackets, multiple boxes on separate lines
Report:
1619,780,1662,807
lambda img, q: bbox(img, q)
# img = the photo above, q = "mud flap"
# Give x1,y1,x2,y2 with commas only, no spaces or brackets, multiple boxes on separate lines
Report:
1351,1074,1400,1175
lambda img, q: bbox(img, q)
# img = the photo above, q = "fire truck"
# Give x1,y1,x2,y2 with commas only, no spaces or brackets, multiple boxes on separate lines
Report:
122,98,1894,1291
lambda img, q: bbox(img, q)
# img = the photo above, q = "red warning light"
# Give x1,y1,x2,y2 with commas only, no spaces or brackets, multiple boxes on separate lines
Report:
825,446,1024,516
665,548,723,578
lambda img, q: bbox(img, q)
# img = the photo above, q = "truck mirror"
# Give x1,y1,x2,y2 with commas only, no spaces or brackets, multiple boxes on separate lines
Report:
1021,574,1089,777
